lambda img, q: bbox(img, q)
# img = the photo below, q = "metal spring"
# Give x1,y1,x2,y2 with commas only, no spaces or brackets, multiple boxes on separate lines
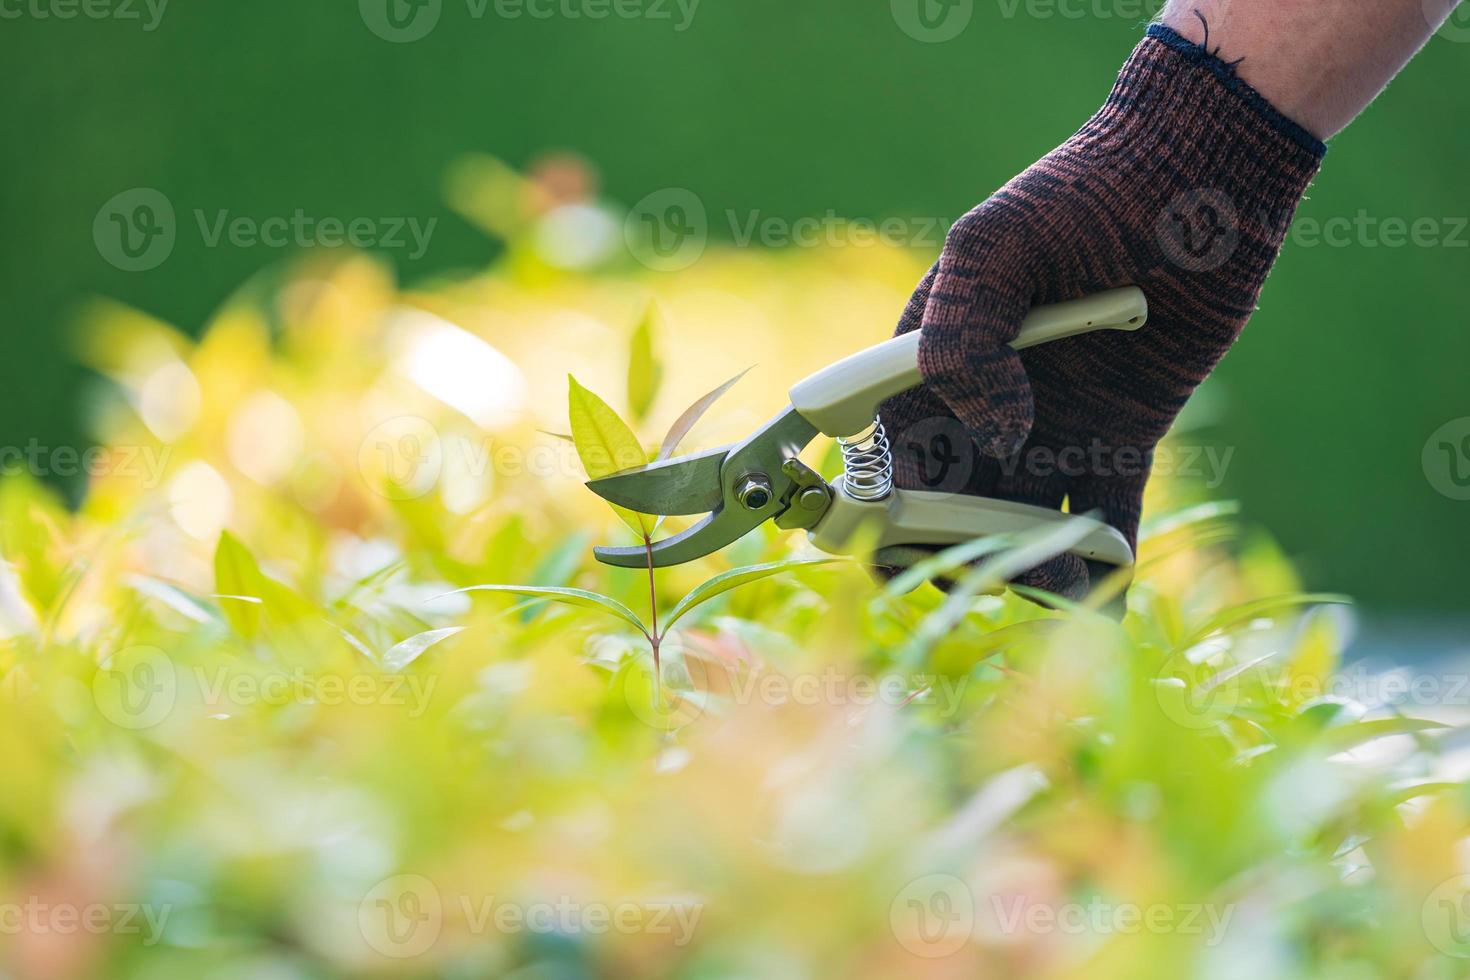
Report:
838,418,894,501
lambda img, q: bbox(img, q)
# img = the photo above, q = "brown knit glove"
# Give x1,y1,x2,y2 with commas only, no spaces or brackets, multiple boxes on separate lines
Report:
878,23,1326,599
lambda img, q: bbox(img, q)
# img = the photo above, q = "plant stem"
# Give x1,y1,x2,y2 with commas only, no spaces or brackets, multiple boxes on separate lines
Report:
643,534,661,676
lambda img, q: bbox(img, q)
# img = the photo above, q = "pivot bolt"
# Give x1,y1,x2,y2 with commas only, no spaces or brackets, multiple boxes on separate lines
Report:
797,486,829,511
736,474,772,510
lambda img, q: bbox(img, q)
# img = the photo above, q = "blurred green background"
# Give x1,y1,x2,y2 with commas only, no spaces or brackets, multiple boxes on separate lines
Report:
1,0,1467,612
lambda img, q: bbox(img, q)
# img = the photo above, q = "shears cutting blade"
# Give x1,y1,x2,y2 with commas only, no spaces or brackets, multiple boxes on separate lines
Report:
587,287,1151,575
589,445,729,516
590,407,822,567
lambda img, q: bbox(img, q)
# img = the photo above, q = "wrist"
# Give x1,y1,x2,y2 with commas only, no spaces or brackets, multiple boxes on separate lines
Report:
1074,25,1326,223
1158,9,1330,140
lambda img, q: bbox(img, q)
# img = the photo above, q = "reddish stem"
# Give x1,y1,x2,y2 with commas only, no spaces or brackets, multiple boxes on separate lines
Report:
643,534,661,677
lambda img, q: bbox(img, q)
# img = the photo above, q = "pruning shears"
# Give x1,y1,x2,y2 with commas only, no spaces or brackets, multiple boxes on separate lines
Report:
588,287,1149,578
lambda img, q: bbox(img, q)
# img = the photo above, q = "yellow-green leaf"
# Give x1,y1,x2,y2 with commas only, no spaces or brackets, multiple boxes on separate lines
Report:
446,584,650,640
213,531,266,639
212,530,317,641
658,366,750,461
627,303,664,424
568,374,651,537
663,557,838,630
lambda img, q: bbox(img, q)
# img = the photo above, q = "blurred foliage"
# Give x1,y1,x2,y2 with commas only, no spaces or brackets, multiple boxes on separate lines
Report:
1,1,1468,609
0,161,1467,978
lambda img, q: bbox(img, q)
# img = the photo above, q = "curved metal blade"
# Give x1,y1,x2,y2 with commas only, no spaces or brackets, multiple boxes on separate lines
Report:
585,445,728,516
593,505,758,568
592,406,821,568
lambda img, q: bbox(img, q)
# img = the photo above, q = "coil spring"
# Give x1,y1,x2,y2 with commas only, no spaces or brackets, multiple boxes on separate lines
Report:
838,417,894,501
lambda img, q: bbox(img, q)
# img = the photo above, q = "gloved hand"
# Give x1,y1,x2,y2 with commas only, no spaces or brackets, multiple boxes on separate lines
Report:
878,23,1326,599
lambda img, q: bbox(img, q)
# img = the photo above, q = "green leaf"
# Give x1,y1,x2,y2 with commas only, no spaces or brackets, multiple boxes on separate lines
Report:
1008,584,1093,617
1381,781,1460,807
521,531,593,622
337,626,377,664
0,471,71,614
899,519,1101,666
446,584,650,640
1278,607,1344,710
214,531,266,639
879,536,1009,600
627,303,664,424
1316,717,1449,754
125,574,219,625
568,374,651,538
212,531,317,641
663,558,837,632
657,366,751,461
383,626,465,672
1139,500,1242,540
1176,593,1353,651
529,532,592,588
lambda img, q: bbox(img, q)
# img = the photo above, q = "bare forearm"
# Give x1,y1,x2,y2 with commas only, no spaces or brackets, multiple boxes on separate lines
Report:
1159,0,1459,137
